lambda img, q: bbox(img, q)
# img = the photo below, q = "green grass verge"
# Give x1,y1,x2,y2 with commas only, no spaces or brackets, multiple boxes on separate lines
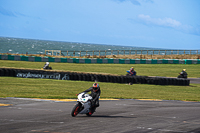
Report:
1,77,200,102
0,60,200,77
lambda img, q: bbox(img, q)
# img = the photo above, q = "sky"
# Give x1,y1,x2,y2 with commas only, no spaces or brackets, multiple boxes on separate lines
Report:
0,0,200,49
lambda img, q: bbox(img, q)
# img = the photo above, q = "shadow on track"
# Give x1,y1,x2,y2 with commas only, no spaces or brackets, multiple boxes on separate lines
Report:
78,115,136,118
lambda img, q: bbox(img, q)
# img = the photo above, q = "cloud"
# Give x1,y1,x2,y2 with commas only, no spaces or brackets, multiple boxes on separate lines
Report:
113,0,141,5
0,6,40,20
138,14,181,28
130,0,141,5
143,0,154,3
136,14,200,36
113,0,153,5
0,6,16,17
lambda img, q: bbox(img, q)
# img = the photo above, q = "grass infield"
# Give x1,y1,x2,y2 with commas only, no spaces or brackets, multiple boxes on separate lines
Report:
0,60,200,101
0,77,200,102
0,60,200,77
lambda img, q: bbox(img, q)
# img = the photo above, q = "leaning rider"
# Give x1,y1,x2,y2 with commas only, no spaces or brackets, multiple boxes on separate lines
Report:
179,69,187,78
81,83,101,114
43,62,50,69
129,67,136,76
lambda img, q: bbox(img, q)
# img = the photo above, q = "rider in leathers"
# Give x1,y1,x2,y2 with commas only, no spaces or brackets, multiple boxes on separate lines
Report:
43,62,52,69
178,69,187,78
82,83,101,112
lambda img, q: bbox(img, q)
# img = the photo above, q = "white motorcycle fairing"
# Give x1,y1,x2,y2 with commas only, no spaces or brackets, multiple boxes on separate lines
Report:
71,92,95,117
78,93,92,114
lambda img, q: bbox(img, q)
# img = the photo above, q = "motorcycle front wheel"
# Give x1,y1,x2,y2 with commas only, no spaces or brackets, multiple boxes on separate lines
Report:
71,102,82,117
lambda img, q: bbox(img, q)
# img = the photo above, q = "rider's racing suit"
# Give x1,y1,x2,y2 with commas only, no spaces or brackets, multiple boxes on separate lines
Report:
179,70,188,78
83,87,101,108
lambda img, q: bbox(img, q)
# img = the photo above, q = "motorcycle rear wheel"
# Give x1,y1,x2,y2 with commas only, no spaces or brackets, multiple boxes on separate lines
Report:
86,107,96,116
71,103,82,117
178,75,183,78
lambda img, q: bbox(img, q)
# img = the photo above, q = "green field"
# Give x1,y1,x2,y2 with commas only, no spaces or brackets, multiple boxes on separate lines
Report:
0,60,200,101
0,77,200,101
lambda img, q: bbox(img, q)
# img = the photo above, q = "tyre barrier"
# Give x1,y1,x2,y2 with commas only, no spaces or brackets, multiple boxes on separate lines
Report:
0,68,190,86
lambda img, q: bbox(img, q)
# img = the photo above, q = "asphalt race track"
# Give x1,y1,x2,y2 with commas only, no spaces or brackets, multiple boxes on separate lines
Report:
189,78,200,84
0,78,200,133
1,97,200,133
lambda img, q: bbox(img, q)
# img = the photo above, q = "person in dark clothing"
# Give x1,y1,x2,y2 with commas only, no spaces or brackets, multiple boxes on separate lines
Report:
83,83,101,107
178,69,188,78
79,83,101,114
128,67,136,76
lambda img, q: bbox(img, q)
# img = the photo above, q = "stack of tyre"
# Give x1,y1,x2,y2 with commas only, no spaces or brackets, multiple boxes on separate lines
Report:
0,68,17,77
145,77,190,86
67,72,189,86
0,68,190,86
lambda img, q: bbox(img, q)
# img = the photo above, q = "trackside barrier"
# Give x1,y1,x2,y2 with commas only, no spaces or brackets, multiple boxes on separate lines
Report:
0,54,199,64
0,68,190,86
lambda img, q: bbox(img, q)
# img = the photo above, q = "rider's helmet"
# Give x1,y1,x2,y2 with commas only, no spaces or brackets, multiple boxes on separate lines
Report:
183,69,186,71
93,83,99,92
46,62,49,65
130,67,134,71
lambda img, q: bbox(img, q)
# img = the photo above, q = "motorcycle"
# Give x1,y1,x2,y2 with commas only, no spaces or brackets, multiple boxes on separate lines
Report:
177,74,187,79
126,71,131,76
41,62,52,70
126,70,136,76
41,66,52,70
71,92,96,117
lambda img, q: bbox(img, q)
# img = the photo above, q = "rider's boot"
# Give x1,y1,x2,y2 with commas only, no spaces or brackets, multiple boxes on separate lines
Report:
88,107,94,115
89,105,96,114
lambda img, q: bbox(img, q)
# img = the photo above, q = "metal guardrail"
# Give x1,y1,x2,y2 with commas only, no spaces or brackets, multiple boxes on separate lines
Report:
45,50,199,57
45,50,61,56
